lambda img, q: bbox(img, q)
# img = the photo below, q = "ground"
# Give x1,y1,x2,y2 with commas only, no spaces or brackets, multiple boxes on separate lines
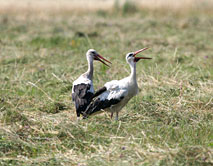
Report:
0,1,213,165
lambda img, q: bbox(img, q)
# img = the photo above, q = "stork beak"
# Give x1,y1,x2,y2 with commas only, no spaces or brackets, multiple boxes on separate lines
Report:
95,54,112,67
133,47,152,62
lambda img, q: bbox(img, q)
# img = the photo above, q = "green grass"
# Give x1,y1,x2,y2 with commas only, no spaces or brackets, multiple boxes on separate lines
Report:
0,8,213,166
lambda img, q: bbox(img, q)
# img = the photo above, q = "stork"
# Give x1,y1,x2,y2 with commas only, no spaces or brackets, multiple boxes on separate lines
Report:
72,49,111,120
83,48,151,120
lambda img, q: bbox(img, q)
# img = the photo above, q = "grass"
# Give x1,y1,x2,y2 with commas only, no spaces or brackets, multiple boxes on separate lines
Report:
0,2,213,165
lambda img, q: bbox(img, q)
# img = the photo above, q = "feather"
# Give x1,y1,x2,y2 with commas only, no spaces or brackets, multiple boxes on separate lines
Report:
72,83,94,117
92,86,107,98
83,79,129,117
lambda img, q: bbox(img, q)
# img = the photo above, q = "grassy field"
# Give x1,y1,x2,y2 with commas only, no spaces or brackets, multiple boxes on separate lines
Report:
0,1,213,165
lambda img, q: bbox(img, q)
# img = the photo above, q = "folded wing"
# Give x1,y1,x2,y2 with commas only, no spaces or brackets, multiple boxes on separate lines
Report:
72,83,94,117
83,80,128,117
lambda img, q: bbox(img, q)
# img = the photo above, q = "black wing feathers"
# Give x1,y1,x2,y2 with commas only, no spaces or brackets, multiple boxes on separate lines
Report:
83,96,124,118
72,83,94,117
92,86,107,99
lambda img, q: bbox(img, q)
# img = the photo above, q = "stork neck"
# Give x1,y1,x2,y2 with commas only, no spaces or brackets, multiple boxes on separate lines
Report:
86,59,93,80
129,63,137,81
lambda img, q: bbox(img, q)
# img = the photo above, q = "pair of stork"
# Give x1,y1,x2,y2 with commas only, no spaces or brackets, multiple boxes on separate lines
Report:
72,48,151,120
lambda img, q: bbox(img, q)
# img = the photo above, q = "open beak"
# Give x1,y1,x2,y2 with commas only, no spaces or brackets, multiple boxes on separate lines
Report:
94,54,112,67
133,47,152,62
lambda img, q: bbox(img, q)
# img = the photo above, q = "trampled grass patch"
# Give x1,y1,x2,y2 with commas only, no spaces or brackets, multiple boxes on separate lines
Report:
0,4,213,166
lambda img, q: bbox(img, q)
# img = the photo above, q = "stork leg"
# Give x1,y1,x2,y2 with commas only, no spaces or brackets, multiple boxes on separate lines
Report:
110,112,113,119
115,112,119,121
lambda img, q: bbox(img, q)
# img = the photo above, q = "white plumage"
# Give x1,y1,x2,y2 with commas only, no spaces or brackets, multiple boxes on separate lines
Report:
100,79,131,103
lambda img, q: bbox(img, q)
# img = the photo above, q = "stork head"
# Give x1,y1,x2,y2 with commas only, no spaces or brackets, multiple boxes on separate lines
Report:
126,48,151,65
86,49,111,67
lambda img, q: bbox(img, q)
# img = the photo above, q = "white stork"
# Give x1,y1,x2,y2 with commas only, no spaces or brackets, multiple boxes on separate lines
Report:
72,49,111,120
83,48,151,120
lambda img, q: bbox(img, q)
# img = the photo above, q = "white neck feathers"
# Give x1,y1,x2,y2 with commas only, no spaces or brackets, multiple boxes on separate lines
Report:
85,58,93,80
129,62,136,82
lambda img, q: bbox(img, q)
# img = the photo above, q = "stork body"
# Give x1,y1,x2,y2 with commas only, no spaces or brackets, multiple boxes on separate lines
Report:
72,49,111,119
83,48,151,120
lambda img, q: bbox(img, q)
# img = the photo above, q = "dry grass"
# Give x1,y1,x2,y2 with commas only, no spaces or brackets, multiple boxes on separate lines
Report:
0,1,213,165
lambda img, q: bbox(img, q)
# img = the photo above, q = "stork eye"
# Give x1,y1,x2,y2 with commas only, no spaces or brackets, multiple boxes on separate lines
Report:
91,51,97,56
128,53,134,57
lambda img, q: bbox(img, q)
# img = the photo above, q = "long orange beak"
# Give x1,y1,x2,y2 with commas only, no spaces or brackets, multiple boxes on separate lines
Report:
133,47,152,62
94,54,112,67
